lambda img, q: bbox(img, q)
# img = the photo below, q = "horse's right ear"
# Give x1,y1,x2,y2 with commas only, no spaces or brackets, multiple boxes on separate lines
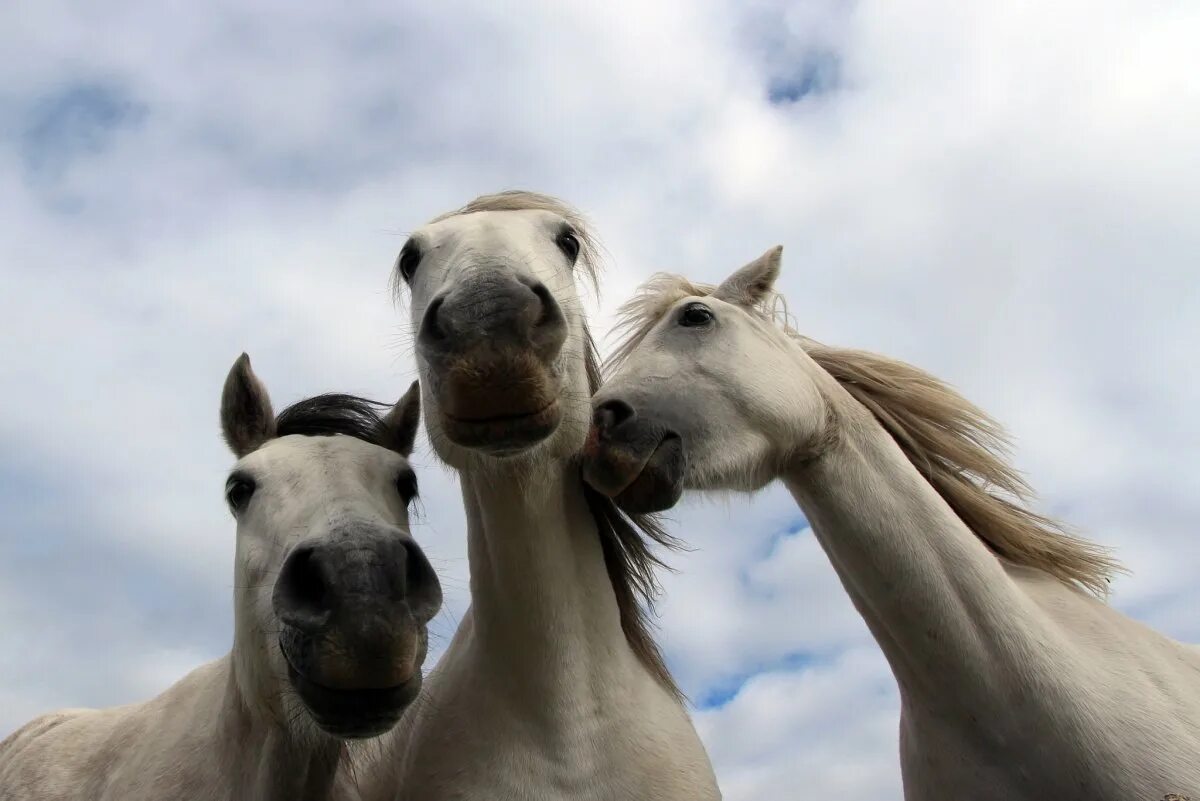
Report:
381,381,421,457
221,353,276,458
713,245,783,307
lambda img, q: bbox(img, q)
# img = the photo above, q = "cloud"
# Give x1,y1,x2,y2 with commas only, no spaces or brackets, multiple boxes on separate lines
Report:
1,1,1198,798
19,81,147,185
697,646,901,799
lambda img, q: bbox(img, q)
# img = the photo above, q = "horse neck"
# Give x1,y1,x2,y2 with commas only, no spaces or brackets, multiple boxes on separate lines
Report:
779,379,1043,697
225,635,345,799
458,455,638,705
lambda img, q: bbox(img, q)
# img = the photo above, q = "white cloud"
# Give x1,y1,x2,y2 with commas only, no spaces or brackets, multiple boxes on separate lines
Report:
697,646,901,799
1,1,1197,798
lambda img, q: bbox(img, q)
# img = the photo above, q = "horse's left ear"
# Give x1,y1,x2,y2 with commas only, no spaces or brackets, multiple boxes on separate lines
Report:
221,353,276,458
713,245,783,307
382,381,421,457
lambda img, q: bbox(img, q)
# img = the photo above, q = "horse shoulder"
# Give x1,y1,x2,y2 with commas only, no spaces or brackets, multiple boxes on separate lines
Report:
0,658,232,801
1011,564,1200,757
0,708,85,758
898,565,1200,798
1011,563,1200,674
0,707,113,801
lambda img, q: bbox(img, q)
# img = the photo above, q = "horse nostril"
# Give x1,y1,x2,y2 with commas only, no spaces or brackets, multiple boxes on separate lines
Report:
593,399,636,437
401,539,442,625
529,282,562,330
274,545,332,633
419,295,448,343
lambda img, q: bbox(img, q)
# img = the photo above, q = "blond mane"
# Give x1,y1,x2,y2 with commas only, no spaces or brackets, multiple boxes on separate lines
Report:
609,274,1120,597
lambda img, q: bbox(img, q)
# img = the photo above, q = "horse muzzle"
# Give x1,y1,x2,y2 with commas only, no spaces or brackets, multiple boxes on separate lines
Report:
280,624,427,739
582,399,687,514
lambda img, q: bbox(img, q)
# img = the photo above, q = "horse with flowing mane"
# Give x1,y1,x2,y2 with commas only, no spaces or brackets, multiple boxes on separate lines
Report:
0,355,442,801
582,247,1200,801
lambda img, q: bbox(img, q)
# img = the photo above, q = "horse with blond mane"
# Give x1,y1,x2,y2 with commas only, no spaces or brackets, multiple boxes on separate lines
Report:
583,247,1200,800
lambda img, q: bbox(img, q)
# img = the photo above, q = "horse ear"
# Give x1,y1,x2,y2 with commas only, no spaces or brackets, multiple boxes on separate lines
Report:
713,245,783,307
221,353,276,458
382,381,421,457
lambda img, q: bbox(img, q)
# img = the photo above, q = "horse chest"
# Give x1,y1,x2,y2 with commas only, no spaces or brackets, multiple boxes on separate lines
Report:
390,667,718,801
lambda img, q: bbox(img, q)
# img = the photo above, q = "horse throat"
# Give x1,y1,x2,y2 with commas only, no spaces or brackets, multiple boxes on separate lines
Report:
215,657,347,801
459,458,636,703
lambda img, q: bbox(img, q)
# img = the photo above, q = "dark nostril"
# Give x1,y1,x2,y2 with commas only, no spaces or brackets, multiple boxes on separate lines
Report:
525,281,561,328
419,295,448,343
593,399,636,436
529,282,553,306
528,282,559,327
401,539,442,625
274,545,332,633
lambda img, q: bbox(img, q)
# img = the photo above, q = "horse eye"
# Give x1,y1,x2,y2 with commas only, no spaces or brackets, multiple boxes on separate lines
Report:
397,241,422,283
396,469,419,504
679,303,714,327
556,229,581,262
225,477,256,513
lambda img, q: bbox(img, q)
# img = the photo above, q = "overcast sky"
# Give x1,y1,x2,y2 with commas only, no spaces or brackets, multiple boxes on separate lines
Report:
2,1,1198,798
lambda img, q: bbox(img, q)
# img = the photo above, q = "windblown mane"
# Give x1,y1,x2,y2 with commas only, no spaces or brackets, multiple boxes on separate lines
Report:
609,274,1120,597
408,191,682,697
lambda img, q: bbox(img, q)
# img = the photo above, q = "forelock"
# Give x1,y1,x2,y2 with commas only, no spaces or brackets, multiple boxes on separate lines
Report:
607,272,792,372
272,394,392,449
424,190,604,291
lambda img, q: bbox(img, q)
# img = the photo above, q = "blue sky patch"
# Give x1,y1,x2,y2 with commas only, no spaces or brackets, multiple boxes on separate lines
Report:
733,514,811,602
770,515,811,547
698,651,823,709
19,81,147,180
767,50,842,104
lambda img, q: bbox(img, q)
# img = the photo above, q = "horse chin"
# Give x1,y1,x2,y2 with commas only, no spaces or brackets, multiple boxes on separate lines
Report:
286,662,422,739
583,433,686,514
278,630,426,739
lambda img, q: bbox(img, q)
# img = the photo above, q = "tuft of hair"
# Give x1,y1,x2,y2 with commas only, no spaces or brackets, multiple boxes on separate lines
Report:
608,273,722,372
426,190,606,293
608,272,1121,597
274,394,393,448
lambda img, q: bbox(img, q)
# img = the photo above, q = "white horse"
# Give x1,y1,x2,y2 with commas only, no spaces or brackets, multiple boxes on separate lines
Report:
582,248,1200,801
361,192,719,800
0,355,443,801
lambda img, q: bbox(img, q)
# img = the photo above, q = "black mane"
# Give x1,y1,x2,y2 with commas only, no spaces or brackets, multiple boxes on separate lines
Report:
274,393,389,446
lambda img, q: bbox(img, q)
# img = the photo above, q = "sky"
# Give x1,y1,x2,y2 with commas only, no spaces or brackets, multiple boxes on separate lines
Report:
2,1,1198,797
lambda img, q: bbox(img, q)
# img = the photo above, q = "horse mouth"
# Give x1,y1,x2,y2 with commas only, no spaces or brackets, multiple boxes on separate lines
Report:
430,346,566,454
446,399,558,425
283,654,422,739
442,399,562,453
583,432,686,514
